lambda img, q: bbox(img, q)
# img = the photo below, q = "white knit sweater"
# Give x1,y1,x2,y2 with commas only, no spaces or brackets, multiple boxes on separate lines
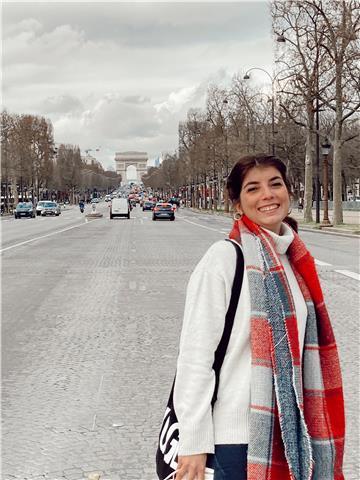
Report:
173,223,308,456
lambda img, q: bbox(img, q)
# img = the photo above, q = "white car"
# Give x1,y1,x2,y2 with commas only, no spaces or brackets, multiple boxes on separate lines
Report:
110,198,130,219
40,201,61,216
36,201,49,216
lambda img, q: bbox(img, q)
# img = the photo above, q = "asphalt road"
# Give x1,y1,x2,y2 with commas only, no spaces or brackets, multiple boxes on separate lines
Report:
2,203,359,480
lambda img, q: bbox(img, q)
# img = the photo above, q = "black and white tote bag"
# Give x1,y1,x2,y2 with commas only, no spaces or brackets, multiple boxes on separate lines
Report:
156,240,244,480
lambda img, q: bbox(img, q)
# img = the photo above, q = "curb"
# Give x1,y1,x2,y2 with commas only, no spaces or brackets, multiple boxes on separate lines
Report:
297,225,360,239
186,208,359,238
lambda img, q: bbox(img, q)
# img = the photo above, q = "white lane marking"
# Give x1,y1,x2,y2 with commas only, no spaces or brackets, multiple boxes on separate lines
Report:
315,259,332,266
180,217,224,234
179,219,360,280
0,222,89,253
334,270,360,281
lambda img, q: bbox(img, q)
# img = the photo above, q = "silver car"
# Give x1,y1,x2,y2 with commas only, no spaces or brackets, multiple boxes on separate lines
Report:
40,201,61,216
36,201,48,216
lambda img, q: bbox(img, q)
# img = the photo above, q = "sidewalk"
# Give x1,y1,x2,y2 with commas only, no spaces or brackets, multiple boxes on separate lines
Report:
187,207,360,237
291,208,360,237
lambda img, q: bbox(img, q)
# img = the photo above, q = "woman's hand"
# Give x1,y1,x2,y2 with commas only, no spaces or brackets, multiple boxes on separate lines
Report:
176,454,207,480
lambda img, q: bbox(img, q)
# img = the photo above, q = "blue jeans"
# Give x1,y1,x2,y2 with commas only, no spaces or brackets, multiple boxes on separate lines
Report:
206,444,248,480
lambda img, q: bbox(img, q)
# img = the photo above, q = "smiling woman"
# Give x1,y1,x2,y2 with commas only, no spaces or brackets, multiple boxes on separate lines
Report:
227,154,294,234
169,154,345,480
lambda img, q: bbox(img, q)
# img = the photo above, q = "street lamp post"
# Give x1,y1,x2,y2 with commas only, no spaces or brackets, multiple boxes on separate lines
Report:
222,98,230,212
315,64,321,224
321,139,332,226
243,67,275,155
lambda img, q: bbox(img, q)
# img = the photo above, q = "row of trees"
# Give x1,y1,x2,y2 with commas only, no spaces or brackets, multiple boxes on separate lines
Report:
272,0,359,224
143,0,359,225
1,111,121,211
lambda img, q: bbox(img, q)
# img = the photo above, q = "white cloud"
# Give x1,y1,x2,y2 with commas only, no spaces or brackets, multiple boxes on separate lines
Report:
155,85,199,115
2,17,43,37
81,93,161,139
42,95,84,115
2,1,274,168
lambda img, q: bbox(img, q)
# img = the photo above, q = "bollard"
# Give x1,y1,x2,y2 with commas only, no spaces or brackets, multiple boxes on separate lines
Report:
85,201,103,218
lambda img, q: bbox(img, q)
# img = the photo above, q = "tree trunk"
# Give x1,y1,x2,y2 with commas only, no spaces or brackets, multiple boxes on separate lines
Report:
224,180,229,213
10,176,19,210
218,173,223,210
332,123,343,225
209,180,213,210
204,174,207,210
213,180,218,211
304,128,314,222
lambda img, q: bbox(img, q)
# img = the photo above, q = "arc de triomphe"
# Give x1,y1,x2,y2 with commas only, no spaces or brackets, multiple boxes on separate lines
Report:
114,151,148,183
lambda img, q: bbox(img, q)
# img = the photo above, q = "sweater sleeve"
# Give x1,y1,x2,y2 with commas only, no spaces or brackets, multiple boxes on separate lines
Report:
173,244,231,456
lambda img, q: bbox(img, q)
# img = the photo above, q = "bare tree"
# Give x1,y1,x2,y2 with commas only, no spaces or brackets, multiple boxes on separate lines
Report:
309,0,360,224
273,0,360,224
55,144,82,203
1,111,17,210
272,0,331,221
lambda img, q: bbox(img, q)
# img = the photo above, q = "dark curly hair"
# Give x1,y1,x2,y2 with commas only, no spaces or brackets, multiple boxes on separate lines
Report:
226,154,298,232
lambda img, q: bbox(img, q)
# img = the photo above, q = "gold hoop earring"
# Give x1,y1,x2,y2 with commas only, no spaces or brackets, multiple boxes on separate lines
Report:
233,212,242,220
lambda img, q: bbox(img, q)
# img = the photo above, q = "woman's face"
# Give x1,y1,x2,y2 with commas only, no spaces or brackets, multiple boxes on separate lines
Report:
237,166,290,234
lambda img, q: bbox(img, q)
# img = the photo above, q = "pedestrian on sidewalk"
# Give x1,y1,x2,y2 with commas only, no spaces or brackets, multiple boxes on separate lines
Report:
173,154,345,480
297,196,304,212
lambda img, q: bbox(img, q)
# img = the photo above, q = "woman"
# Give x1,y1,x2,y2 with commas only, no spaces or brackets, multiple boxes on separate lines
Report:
173,154,345,480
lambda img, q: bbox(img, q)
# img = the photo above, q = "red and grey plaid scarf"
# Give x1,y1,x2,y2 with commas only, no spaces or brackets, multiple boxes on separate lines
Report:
229,215,345,480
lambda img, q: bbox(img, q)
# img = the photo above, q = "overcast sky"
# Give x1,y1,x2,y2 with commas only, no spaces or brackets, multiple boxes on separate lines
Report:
3,0,275,170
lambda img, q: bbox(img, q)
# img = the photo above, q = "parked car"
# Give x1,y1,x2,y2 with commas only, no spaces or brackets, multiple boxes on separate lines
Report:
110,197,130,219
105,195,112,202
40,202,61,216
142,201,155,211
152,202,175,221
14,202,35,219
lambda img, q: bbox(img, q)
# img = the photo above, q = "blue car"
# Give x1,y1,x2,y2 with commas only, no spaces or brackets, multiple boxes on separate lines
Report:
152,203,175,221
14,202,36,219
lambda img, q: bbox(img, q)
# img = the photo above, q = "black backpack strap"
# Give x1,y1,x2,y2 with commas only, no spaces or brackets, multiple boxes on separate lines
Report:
212,239,244,407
